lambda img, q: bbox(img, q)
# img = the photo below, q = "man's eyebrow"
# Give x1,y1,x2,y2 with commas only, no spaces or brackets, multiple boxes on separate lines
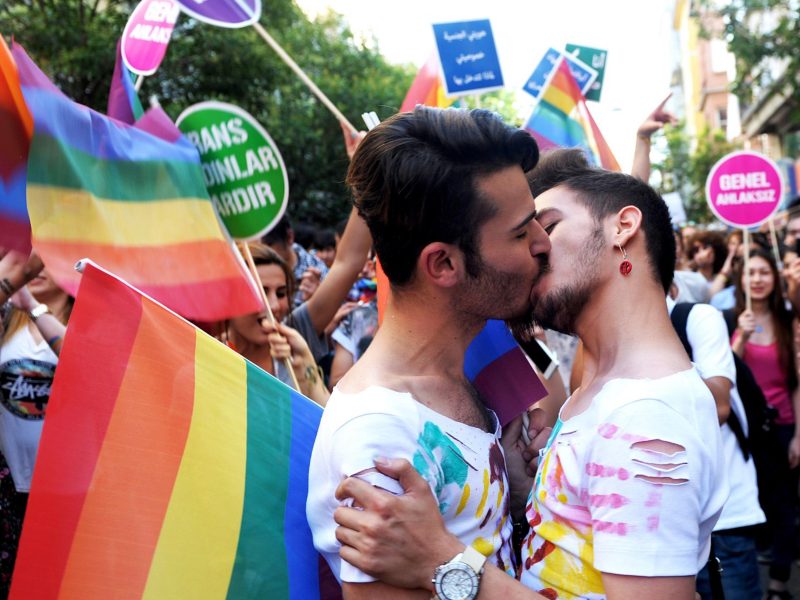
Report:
511,209,538,231
535,207,560,221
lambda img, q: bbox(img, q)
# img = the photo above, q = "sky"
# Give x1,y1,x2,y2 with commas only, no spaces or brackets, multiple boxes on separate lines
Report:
295,0,678,169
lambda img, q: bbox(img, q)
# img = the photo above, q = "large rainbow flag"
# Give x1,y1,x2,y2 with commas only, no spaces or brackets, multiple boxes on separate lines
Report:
399,53,453,112
8,42,262,321
11,261,326,599
524,54,620,171
0,37,32,254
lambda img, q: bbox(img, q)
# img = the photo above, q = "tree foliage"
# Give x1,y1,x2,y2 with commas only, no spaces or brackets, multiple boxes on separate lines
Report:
653,124,737,223
704,0,800,125
1,0,414,226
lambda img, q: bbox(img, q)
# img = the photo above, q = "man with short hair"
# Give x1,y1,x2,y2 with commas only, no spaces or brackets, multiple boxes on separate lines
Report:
306,106,552,598
332,149,727,600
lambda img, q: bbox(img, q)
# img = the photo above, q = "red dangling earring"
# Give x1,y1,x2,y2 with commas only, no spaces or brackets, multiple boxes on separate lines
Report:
618,244,632,276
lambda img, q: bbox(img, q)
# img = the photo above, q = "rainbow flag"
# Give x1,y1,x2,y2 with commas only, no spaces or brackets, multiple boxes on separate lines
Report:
9,42,262,321
464,320,547,426
400,53,453,112
0,37,32,254
524,55,620,171
108,40,144,124
11,261,326,599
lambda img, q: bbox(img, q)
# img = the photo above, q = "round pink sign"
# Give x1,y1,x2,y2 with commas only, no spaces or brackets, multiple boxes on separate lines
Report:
705,150,784,228
122,0,180,76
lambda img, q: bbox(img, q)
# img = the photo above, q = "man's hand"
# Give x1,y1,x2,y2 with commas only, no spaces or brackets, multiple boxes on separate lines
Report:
636,93,678,140
501,409,551,520
0,248,44,303
334,458,463,591
341,122,367,161
299,267,322,301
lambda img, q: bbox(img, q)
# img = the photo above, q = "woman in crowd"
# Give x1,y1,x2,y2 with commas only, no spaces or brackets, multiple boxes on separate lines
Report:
226,244,330,406
732,248,800,600
0,268,70,595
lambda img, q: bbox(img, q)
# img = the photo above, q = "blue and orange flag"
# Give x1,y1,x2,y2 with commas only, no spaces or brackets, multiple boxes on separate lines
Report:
11,261,328,599
8,42,262,321
0,37,33,254
524,55,620,171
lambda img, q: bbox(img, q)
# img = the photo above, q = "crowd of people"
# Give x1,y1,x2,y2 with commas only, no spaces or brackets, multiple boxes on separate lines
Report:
1,104,799,600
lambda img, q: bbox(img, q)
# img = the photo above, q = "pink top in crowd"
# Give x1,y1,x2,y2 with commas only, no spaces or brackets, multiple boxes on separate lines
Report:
735,335,794,425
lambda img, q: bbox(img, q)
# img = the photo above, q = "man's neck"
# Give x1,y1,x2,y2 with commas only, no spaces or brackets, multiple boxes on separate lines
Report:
575,280,688,390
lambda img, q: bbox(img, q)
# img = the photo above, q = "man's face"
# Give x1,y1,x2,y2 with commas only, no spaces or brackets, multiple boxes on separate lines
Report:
527,185,608,335
456,166,551,322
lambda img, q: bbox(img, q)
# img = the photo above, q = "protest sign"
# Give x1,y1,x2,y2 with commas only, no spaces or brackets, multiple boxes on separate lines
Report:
122,0,180,76
523,47,597,100
566,43,607,101
432,19,504,97
174,0,260,28
177,101,288,241
705,151,784,228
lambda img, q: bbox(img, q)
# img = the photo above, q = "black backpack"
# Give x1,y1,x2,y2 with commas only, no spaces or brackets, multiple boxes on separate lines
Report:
670,302,786,522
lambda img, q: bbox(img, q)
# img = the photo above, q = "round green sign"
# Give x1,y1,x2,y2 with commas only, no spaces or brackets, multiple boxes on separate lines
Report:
176,101,289,240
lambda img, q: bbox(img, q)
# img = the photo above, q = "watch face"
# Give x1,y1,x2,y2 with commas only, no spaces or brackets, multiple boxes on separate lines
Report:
435,562,479,600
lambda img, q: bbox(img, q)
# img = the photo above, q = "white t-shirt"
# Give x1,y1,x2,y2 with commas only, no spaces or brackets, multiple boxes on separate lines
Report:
520,368,727,599
0,326,58,492
668,299,765,531
307,386,515,584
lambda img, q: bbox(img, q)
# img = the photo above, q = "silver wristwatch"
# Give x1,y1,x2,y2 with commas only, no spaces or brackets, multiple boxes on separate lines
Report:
432,546,487,600
29,304,50,321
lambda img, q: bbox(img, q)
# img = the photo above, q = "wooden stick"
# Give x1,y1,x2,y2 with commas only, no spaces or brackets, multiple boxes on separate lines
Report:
134,74,144,92
743,228,752,313
251,21,357,134
768,218,784,271
238,242,301,391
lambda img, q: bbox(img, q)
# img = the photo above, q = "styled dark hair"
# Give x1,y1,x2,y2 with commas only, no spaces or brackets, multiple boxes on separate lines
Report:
687,230,727,274
346,106,539,286
527,148,675,293
314,228,336,250
734,248,797,392
262,217,291,248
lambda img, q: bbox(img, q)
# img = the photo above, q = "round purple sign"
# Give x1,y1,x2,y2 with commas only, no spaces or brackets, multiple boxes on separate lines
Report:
705,150,784,228
174,0,260,28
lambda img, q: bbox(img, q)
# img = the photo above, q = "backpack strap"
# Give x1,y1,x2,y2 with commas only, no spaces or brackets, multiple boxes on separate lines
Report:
669,302,696,361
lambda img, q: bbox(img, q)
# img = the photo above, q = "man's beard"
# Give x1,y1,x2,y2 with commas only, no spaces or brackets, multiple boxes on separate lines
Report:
512,225,605,337
459,253,542,323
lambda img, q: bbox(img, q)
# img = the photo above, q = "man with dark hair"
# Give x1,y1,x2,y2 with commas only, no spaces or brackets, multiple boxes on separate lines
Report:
306,106,552,599
262,216,329,305
332,148,726,600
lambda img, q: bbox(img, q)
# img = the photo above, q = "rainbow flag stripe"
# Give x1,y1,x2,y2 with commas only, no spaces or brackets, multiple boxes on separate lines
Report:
525,57,620,171
400,53,453,112
11,43,261,321
0,37,33,254
108,40,145,124
11,262,324,599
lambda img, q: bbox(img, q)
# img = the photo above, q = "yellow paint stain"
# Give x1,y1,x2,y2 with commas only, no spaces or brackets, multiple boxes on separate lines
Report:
475,469,490,517
557,493,568,503
495,484,503,509
455,483,471,516
535,520,603,598
471,537,494,557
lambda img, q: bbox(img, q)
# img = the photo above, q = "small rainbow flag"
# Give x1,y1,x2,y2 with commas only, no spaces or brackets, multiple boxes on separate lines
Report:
107,40,144,124
524,55,620,171
0,37,32,254
9,42,262,321
11,261,326,599
400,52,453,112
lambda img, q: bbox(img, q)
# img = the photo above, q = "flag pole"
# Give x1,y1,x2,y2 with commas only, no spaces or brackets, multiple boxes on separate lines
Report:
743,228,752,313
238,242,302,391
768,218,783,271
134,74,144,92
251,22,357,134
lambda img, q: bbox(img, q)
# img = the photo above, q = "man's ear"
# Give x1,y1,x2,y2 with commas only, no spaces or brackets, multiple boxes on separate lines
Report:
417,242,461,288
615,205,643,248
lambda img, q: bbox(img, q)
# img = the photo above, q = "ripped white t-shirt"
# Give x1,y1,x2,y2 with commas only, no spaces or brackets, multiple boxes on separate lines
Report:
520,368,727,599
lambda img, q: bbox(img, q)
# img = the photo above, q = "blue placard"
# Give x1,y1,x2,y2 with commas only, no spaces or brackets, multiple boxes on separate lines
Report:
523,47,598,100
432,19,504,97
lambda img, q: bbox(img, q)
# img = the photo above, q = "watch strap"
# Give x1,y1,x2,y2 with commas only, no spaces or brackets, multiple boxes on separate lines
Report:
29,304,49,321
460,545,487,574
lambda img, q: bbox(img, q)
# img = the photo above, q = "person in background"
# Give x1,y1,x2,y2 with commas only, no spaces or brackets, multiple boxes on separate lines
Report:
0,265,69,596
782,199,800,250
688,230,727,292
225,244,330,405
313,229,337,269
263,216,329,306
708,230,743,310
732,248,800,600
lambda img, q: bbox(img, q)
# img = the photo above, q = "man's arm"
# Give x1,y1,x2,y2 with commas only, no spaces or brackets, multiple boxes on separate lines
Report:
602,573,696,600
704,376,731,424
